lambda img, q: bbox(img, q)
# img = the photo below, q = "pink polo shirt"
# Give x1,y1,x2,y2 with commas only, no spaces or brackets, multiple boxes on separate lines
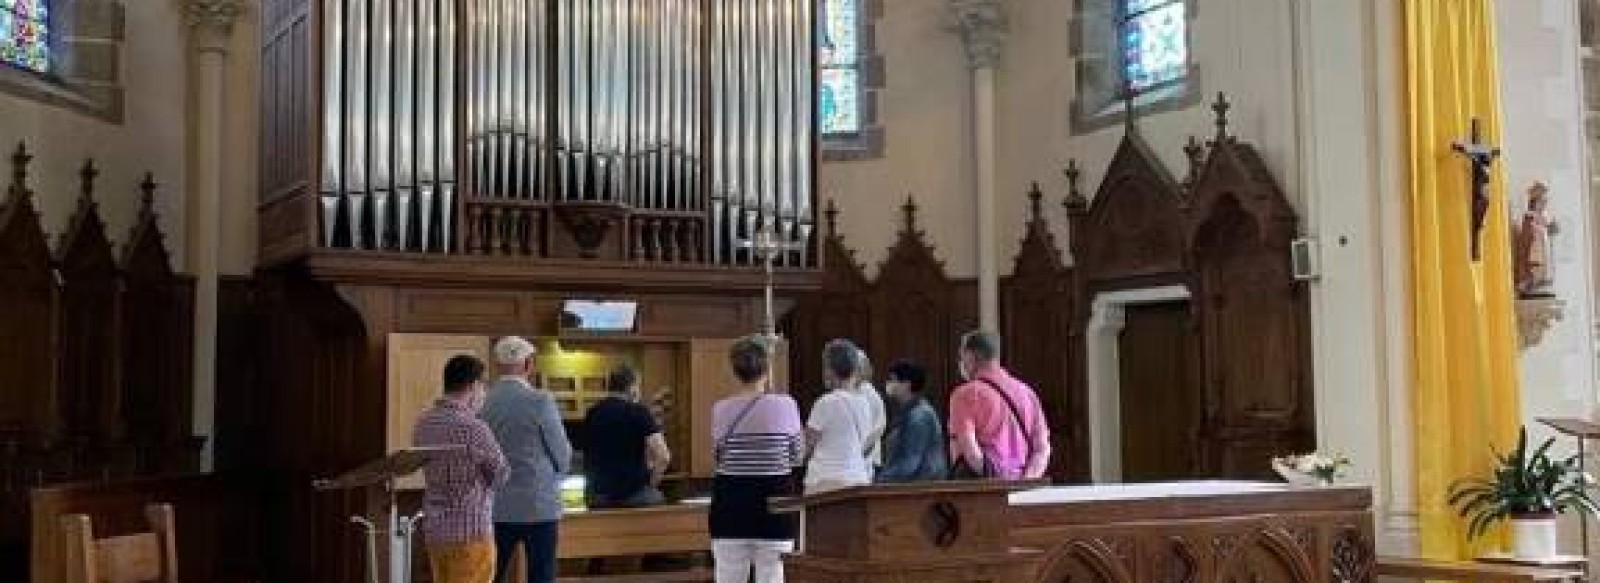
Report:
948,364,1049,480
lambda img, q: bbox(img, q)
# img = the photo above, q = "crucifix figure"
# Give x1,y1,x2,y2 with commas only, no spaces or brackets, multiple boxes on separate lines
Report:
738,219,805,340
1452,118,1500,261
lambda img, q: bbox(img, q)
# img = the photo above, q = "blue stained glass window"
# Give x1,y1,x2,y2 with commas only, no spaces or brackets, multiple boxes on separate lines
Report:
1122,0,1186,93
0,0,50,73
820,0,861,136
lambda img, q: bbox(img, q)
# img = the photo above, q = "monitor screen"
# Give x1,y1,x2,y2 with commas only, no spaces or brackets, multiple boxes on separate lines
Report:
560,300,638,333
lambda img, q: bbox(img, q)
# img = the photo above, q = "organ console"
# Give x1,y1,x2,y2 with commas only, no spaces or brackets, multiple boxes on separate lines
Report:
263,0,819,268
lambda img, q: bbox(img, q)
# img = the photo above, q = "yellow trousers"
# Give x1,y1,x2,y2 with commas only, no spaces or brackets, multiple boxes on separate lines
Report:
428,539,497,583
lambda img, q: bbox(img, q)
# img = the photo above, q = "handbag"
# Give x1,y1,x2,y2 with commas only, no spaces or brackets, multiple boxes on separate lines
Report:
949,378,1033,479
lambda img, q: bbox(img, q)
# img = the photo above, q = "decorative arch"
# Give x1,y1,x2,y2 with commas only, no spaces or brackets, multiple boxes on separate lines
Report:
1003,184,1082,479
55,161,123,446
870,197,958,403
1065,130,1188,289
0,143,59,446
120,174,195,468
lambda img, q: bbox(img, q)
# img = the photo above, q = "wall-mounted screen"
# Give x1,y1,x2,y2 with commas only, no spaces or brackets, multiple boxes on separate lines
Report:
560,300,639,333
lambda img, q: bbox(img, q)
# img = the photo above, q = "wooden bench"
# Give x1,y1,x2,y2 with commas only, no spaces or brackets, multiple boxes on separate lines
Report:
508,503,711,582
1377,556,1586,581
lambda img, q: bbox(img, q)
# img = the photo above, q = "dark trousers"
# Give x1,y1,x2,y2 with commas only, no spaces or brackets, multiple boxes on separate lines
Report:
493,521,558,583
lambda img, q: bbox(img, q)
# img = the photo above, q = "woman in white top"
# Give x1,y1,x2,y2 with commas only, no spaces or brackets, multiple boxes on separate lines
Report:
803,339,876,494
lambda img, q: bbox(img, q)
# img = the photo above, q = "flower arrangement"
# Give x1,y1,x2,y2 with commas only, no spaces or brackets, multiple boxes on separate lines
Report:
1272,452,1351,486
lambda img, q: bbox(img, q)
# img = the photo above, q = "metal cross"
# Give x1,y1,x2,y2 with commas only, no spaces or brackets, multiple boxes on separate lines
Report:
738,220,805,340
1452,118,1500,261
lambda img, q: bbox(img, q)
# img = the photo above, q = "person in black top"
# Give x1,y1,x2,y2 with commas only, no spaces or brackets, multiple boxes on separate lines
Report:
582,365,672,508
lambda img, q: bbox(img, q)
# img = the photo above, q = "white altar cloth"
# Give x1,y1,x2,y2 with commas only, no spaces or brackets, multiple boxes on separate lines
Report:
1009,480,1300,506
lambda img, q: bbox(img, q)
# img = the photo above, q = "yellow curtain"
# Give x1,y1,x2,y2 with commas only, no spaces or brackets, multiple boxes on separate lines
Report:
1402,0,1523,560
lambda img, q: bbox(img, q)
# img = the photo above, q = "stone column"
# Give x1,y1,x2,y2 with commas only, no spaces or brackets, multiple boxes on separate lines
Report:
186,0,242,472
948,0,1006,332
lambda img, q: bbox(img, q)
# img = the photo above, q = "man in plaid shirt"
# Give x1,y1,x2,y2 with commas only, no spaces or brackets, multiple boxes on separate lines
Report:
414,355,509,583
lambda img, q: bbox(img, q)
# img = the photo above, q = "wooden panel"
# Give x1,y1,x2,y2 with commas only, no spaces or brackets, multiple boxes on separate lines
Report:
1012,487,1373,583
559,504,710,559
1117,302,1199,482
0,158,59,444
385,334,493,489
637,297,757,338
121,197,194,465
395,289,552,333
56,189,123,447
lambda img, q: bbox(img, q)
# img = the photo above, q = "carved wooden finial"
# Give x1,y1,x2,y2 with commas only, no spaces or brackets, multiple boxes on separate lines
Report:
1121,85,1139,134
825,198,841,238
1211,92,1233,142
78,159,99,203
901,196,919,232
139,172,158,216
8,142,32,201
1183,135,1205,188
1027,181,1044,222
1062,160,1087,212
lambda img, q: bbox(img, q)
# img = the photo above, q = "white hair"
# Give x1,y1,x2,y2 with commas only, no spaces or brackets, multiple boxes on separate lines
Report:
492,336,536,365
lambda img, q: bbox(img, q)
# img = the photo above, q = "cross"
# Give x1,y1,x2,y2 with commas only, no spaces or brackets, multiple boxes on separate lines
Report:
738,219,806,340
1452,118,1500,261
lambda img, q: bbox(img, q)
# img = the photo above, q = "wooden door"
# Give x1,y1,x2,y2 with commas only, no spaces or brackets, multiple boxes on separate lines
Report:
1117,301,1200,482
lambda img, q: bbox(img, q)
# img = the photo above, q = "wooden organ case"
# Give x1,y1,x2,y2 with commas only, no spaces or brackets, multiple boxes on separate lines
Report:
253,0,821,580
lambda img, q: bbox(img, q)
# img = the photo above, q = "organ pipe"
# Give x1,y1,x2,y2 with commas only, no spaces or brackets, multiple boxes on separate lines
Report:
316,0,812,264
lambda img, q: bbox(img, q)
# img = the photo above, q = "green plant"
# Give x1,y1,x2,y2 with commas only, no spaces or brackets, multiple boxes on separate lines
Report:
1448,428,1600,539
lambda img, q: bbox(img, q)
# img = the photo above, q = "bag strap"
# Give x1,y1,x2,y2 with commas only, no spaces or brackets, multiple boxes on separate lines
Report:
714,393,765,464
974,377,1034,469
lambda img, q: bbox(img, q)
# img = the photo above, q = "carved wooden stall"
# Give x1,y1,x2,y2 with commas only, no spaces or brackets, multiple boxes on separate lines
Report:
1062,95,1314,480
0,146,199,580
787,95,1312,484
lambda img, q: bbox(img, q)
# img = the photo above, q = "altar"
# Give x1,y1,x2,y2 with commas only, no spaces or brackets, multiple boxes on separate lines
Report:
530,481,1375,582
1009,481,1374,582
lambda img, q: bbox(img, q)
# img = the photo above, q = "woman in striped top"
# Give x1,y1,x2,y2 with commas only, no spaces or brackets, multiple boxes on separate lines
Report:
709,336,803,583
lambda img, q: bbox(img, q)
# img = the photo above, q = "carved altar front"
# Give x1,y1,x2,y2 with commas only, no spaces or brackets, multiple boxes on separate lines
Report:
1011,482,1373,583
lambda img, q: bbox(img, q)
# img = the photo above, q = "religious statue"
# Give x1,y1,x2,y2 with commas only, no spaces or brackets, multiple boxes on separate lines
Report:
1513,182,1558,298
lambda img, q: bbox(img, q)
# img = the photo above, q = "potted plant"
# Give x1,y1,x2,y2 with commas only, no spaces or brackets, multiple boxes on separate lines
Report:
1448,428,1600,559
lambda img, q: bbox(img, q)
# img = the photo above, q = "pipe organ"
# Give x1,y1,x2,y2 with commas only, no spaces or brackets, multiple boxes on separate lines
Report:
285,0,819,267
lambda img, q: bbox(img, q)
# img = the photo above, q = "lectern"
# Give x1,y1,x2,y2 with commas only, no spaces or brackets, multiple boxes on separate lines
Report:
315,446,459,583
772,481,1042,582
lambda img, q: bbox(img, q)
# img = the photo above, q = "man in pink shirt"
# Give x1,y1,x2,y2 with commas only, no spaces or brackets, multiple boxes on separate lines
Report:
947,330,1051,480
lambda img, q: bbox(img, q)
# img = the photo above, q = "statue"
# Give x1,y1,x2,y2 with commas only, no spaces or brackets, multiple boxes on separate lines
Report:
1513,182,1558,298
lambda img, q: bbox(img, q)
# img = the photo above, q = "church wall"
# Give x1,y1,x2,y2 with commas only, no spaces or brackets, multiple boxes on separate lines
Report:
1495,0,1599,550
994,0,1302,272
819,0,975,277
0,0,189,266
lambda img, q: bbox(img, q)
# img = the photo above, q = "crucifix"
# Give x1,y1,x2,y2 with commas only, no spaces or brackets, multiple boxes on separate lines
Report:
738,219,806,340
1452,118,1500,261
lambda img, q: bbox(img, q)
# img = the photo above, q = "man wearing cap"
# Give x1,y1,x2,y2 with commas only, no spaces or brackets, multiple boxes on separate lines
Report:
480,336,572,583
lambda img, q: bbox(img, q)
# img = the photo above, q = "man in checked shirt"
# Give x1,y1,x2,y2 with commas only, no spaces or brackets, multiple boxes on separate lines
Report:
414,354,509,583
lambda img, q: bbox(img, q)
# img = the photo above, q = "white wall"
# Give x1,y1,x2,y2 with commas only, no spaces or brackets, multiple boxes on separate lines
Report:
820,1,974,277
1496,0,1598,551
0,1,189,265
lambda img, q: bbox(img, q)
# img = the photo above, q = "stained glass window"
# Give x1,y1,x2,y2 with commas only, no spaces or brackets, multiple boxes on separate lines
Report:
1122,0,1186,93
819,0,861,137
0,0,50,73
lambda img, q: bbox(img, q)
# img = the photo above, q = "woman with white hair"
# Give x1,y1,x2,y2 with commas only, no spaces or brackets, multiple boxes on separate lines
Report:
802,339,877,494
